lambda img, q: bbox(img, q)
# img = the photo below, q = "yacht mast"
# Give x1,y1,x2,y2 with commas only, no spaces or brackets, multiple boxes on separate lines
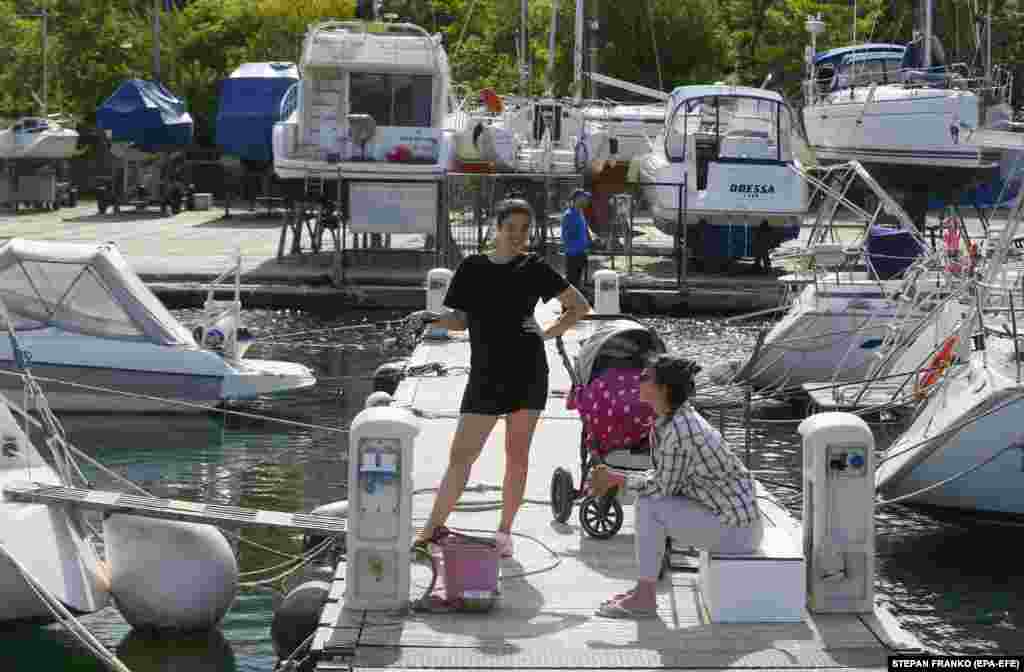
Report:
924,0,932,70
544,0,560,96
519,0,529,94
573,0,584,101
41,7,47,116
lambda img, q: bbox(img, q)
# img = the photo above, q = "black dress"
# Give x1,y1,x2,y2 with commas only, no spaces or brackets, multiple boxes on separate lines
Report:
443,253,570,415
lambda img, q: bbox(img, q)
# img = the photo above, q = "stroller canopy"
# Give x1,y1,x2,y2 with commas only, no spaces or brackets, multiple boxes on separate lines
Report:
575,319,667,386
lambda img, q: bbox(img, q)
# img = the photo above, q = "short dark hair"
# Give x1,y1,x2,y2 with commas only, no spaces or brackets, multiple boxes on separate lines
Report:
495,197,534,229
647,353,701,411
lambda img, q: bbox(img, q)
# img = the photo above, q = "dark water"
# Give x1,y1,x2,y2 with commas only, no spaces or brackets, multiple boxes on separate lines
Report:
0,310,1019,670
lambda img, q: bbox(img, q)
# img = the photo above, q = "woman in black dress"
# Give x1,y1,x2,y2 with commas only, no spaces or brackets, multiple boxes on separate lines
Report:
410,197,591,557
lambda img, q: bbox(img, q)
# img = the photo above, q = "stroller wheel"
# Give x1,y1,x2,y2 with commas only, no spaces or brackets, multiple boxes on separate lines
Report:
579,495,623,539
550,468,575,524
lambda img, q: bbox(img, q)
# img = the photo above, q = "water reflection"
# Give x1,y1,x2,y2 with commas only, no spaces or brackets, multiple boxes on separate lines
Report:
116,630,236,672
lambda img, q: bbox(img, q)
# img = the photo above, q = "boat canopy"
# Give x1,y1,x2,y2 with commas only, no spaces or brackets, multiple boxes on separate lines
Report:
96,79,194,150
0,239,196,346
216,62,299,163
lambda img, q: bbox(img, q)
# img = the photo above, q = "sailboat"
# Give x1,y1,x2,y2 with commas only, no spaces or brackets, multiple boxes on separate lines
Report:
801,1,1017,228
875,178,1024,522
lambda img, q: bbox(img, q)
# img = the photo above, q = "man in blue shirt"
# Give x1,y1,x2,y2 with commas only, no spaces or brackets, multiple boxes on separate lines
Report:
561,189,593,292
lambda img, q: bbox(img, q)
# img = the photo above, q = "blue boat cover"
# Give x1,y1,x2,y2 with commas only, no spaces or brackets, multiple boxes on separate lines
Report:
216,62,299,163
96,79,193,150
865,225,925,279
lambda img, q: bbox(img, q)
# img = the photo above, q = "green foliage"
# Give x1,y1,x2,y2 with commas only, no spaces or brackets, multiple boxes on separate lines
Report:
0,0,1018,143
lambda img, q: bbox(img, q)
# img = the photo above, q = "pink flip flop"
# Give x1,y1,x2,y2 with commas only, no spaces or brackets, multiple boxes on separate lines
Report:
595,599,658,619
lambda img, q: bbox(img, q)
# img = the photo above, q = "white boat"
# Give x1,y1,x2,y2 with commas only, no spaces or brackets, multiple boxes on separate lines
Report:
801,7,1016,226
0,239,316,412
744,269,965,392
0,116,78,160
634,84,809,247
876,192,1024,521
273,20,461,184
0,396,110,623
728,161,968,393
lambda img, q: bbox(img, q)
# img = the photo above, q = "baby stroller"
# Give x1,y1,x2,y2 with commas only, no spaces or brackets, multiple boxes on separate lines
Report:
551,315,667,539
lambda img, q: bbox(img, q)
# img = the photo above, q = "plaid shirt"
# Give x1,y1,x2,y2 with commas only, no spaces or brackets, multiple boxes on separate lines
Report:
624,404,759,527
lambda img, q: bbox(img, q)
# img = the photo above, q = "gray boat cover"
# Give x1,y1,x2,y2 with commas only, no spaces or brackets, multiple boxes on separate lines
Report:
0,239,196,346
574,319,667,386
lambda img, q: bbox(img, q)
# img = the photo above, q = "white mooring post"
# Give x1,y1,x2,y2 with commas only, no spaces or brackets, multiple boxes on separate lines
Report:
798,412,875,614
425,268,453,339
592,269,620,314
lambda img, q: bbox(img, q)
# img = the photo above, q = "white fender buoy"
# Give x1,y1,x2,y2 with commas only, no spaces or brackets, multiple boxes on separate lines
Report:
303,499,349,553
104,514,238,633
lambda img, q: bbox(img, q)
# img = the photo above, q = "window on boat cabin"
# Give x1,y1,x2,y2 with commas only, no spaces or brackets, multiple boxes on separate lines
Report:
837,56,904,88
349,73,433,126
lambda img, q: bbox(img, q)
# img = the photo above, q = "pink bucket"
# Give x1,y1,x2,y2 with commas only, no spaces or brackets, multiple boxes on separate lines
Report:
439,533,500,611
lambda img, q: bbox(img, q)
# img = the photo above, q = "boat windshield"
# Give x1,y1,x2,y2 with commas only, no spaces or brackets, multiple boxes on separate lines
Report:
668,95,792,162
0,243,194,345
0,261,145,337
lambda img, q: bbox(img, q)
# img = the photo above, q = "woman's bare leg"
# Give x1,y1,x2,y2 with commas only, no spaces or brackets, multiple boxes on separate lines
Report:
498,409,542,533
417,413,499,542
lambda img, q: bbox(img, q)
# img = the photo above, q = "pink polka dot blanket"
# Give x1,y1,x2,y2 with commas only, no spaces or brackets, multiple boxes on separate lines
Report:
567,367,656,455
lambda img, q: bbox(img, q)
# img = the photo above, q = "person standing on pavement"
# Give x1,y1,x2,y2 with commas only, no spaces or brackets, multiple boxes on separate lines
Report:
561,189,593,293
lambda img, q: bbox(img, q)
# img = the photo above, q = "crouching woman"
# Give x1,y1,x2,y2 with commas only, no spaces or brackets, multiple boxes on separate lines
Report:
591,354,763,618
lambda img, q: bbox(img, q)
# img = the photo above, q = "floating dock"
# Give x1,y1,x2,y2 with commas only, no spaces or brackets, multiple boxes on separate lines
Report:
310,302,924,671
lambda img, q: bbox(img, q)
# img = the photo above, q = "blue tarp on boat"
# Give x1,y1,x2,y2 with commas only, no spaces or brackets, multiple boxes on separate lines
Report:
215,62,299,163
96,79,193,151
866,225,926,279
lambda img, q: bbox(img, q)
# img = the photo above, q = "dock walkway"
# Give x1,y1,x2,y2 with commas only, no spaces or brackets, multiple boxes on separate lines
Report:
310,302,924,671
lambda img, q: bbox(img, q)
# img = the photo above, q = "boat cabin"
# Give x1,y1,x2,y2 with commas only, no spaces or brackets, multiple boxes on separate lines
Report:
291,21,452,164
664,85,797,191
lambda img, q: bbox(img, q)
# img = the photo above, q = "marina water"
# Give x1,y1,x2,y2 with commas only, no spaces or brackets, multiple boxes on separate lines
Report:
0,308,1018,670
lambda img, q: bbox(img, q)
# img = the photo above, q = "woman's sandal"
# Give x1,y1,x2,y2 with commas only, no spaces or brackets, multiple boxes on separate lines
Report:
595,598,658,619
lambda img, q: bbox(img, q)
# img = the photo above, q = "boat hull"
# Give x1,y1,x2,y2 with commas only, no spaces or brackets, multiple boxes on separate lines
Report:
743,280,963,390
803,89,1009,194
0,402,110,624
0,131,79,160
876,354,1024,518
636,152,806,234
0,332,316,413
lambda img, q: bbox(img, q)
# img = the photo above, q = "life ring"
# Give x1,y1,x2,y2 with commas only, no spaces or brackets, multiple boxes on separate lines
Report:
914,335,959,398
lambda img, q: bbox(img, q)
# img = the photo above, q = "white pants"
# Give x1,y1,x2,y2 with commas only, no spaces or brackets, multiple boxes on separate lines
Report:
635,495,764,580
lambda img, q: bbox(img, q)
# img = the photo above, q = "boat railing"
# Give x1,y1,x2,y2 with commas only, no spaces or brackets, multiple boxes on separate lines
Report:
810,61,1013,106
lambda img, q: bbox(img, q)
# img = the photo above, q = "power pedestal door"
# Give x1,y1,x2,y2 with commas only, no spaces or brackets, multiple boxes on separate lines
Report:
798,411,875,614
345,405,419,611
